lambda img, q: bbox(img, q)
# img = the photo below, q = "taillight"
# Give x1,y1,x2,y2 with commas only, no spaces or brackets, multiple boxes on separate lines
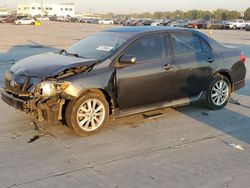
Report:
240,52,246,63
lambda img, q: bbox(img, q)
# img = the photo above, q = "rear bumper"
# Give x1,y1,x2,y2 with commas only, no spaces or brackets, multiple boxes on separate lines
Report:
0,88,25,110
233,79,245,91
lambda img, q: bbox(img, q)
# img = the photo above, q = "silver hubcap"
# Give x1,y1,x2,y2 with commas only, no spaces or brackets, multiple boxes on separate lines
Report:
211,80,229,106
77,99,105,132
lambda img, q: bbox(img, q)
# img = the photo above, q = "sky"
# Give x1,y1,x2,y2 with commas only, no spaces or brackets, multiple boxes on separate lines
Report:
1,0,249,14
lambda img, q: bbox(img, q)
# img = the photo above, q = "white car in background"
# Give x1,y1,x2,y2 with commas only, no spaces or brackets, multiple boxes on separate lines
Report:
98,19,114,25
151,22,160,26
224,19,247,29
15,17,35,25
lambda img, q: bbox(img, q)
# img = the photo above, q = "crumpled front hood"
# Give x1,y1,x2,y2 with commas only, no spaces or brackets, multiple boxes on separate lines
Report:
11,52,97,78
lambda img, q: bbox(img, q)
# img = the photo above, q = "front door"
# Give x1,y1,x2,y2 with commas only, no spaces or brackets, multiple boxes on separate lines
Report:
116,33,175,110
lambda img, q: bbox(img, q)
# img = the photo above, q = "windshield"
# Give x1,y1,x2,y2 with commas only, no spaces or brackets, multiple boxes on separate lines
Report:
66,31,132,61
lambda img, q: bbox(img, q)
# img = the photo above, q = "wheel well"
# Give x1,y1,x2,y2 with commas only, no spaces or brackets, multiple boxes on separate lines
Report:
217,71,233,90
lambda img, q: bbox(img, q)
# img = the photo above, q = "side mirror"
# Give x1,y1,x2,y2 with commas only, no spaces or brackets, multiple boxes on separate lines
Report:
119,54,137,65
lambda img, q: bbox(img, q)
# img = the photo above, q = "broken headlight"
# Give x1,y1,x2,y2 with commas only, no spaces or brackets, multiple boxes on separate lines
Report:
35,81,71,98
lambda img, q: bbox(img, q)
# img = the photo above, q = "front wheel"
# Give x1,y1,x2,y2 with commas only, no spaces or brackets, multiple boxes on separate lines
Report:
205,75,231,110
65,92,109,136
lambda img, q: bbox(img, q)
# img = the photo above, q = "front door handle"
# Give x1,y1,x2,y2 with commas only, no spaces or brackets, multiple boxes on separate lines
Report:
207,57,216,63
163,64,174,70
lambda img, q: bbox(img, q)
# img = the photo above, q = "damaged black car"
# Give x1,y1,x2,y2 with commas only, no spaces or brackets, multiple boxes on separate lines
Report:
1,27,246,136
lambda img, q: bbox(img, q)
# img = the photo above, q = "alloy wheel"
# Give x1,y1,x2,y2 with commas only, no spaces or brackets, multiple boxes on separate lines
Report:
77,99,105,132
211,80,229,106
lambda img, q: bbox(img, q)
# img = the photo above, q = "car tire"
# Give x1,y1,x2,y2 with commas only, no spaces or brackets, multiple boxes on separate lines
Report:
205,74,231,110
65,92,109,136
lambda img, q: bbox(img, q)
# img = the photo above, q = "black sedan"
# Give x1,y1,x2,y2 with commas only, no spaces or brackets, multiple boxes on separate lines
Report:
1,27,246,136
246,24,250,31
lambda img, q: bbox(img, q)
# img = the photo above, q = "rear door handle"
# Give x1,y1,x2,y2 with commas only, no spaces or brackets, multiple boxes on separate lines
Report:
163,64,174,70
207,57,216,63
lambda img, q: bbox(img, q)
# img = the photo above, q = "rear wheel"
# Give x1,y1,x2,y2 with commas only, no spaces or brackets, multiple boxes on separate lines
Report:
205,75,231,110
65,92,109,136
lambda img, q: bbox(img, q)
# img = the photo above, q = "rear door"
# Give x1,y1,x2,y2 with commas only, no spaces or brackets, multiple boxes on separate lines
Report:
169,31,217,98
116,33,175,109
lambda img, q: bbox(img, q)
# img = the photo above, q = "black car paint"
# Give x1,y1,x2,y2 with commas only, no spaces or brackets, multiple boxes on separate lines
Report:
11,52,98,78
63,28,245,112
1,27,246,121
116,57,176,109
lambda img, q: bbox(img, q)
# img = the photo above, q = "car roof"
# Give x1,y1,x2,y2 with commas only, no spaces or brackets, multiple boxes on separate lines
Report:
104,26,185,33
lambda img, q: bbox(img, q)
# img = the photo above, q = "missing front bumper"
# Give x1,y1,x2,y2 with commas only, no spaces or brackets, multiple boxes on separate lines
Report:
1,88,25,110
0,88,65,123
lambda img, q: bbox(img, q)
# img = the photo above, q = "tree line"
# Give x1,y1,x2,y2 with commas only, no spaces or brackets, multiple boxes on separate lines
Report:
103,8,250,20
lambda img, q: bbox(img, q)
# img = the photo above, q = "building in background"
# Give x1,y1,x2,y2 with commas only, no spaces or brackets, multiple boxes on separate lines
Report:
17,2,75,17
0,7,9,15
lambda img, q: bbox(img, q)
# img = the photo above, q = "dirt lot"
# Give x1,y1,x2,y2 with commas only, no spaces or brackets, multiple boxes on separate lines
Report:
0,22,250,188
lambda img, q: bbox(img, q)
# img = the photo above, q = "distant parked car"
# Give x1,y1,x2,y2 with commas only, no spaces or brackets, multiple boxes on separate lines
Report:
98,19,114,25
90,18,100,24
151,20,162,26
113,18,125,25
15,17,35,25
48,16,58,21
0,15,15,23
187,20,207,29
160,20,172,26
173,20,188,28
224,19,247,29
141,20,153,26
246,24,250,31
36,17,50,21
57,16,70,22
204,20,225,29
70,17,80,23
15,16,28,20
123,19,134,26
134,19,144,26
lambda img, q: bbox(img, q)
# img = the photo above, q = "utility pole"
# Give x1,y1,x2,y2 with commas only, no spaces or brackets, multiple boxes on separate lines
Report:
41,0,44,18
